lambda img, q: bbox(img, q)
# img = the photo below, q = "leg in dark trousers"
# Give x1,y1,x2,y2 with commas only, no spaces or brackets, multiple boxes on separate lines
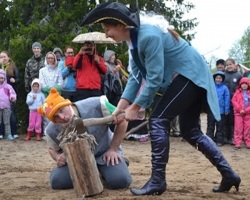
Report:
224,106,234,144
215,114,225,146
131,75,240,196
206,110,216,141
75,89,102,101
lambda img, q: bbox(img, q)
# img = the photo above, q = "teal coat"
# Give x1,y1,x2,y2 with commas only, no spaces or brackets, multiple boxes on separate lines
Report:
122,24,220,121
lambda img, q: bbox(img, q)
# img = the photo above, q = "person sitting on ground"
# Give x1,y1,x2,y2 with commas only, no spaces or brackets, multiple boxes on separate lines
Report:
37,88,132,190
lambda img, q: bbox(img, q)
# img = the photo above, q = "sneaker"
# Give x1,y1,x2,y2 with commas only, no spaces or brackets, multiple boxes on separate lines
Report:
216,142,223,147
171,131,181,137
139,136,149,142
0,135,3,139
13,134,19,139
7,134,14,141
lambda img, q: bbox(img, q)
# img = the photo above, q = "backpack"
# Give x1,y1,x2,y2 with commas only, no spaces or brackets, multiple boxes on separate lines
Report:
101,72,123,102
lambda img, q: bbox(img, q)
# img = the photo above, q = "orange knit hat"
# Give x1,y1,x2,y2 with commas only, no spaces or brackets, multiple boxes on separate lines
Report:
37,88,72,123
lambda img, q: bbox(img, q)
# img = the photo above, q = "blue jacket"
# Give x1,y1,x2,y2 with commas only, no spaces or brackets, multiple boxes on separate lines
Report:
213,71,230,114
215,83,230,114
58,60,76,92
122,24,220,121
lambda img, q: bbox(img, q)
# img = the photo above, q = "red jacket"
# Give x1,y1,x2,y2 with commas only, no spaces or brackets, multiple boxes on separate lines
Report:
231,77,250,115
73,53,107,90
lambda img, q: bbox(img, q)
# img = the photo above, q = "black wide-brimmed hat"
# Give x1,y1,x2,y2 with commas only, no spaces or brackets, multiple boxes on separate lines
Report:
81,2,140,28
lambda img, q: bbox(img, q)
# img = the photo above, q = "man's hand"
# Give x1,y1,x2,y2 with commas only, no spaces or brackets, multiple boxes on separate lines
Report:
94,54,100,64
79,47,89,55
103,149,122,166
56,153,66,167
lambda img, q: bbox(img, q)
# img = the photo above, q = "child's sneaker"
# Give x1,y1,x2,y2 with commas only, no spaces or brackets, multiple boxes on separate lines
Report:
0,135,3,139
7,134,14,141
13,134,19,139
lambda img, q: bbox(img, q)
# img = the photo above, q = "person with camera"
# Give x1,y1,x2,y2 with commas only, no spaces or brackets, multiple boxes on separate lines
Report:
72,41,107,100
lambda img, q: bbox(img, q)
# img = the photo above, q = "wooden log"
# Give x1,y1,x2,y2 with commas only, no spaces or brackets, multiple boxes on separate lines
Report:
62,139,103,198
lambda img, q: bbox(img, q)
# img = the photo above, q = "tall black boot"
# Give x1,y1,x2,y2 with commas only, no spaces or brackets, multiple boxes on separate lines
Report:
183,128,241,192
130,118,169,195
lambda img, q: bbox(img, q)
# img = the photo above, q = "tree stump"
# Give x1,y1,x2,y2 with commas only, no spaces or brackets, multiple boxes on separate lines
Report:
62,139,103,198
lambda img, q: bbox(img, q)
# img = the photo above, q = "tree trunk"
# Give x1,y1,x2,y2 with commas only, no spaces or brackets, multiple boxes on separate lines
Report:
62,139,103,198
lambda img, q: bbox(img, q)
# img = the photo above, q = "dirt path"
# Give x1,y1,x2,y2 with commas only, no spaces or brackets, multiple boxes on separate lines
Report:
0,114,249,200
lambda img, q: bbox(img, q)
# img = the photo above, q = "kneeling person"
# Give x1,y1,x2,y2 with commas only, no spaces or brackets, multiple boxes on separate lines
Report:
38,88,132,189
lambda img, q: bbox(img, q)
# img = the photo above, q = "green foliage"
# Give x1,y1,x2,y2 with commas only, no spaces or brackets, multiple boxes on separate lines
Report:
0,0,198,134
229,26,250,68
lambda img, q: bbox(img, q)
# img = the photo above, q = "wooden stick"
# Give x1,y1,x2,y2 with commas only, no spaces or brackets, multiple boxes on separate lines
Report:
125,120,148,137
81,110,145,127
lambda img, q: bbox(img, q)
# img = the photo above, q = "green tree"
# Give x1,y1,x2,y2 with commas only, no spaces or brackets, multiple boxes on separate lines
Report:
0,0,198,134
229,26,250,68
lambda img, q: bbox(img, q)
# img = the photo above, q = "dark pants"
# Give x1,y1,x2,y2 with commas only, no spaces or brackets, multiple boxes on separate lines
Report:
224,105,234,143
206,112,225,144
75,89,102,101
61,90,77,102
131,75,240,195
151,75,205,135
50,160,131,189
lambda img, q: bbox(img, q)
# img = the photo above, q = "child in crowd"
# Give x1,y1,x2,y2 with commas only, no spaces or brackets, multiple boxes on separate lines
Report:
216,59,225,72
206,71,230,146
223,58,242,144
25,78,45,141
231,77,250,149
0,69,17,140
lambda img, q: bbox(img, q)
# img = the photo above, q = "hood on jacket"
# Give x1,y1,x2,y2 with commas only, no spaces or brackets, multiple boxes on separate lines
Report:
213,71,225,82
44,51,58,67
53,47,63,56
103,50,115,62
31,78,42,92
238,77,250,89
0,69,7,87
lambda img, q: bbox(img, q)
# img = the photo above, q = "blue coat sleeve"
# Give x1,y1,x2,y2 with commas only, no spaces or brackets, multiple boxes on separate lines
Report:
134,34,164,108
224,86,230,113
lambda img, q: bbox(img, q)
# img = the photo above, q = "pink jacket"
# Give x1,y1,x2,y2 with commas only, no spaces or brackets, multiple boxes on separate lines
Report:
231,77,250,115
0,69,17,109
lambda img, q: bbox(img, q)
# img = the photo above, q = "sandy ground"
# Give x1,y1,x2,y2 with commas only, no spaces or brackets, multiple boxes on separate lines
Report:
0,114,249,200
